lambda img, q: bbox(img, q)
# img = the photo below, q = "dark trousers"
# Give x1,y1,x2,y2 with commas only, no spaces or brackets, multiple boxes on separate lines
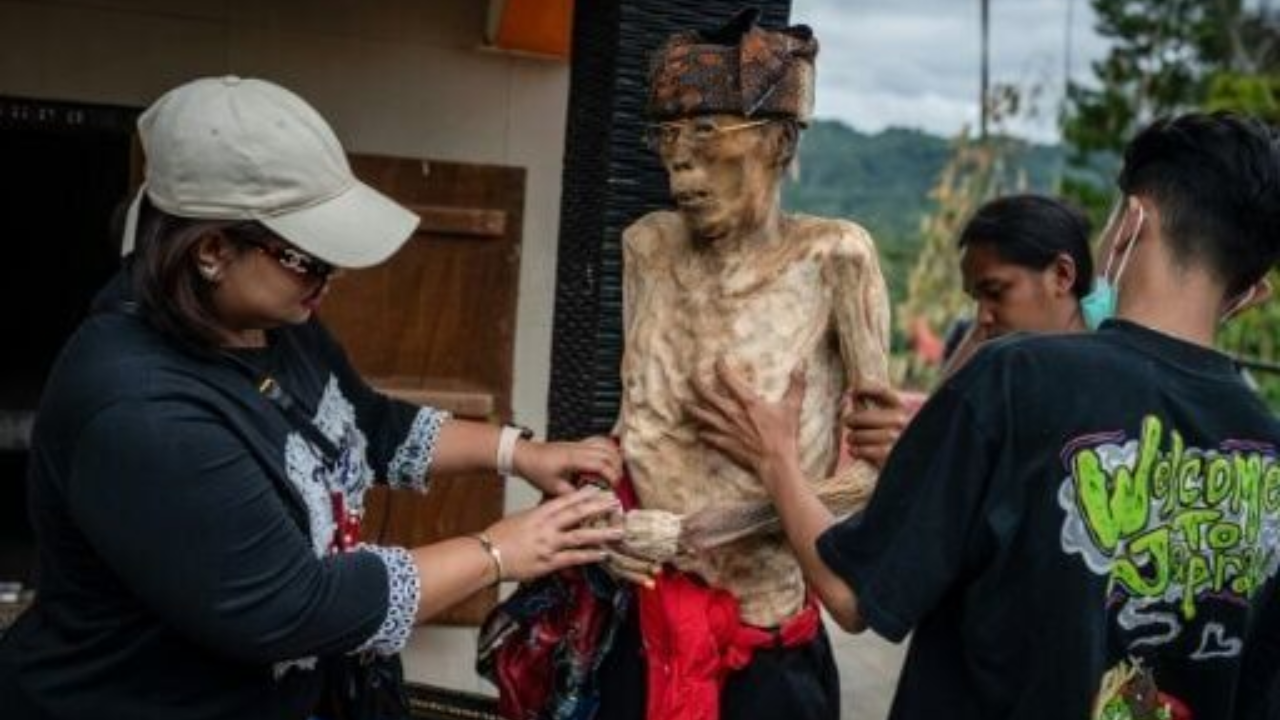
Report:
595,599,841,720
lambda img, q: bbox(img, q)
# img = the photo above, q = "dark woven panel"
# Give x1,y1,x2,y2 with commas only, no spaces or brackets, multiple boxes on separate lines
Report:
0,95,138,134
548,0,793,439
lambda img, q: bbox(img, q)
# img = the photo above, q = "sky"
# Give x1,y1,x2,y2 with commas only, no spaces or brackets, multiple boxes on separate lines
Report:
790,0,1114,142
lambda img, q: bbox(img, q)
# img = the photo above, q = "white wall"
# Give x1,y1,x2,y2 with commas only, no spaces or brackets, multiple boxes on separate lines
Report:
0,0,569,693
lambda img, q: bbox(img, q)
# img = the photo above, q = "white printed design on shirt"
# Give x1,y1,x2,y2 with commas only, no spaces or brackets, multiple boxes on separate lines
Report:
274,375,379,679
282,375,375,557
354,544,421,655
386,407,450,491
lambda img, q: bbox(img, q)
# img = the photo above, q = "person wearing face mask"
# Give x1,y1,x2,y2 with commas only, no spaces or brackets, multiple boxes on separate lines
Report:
1083,196,1269,331
689,112,1280,720
0,76,627,720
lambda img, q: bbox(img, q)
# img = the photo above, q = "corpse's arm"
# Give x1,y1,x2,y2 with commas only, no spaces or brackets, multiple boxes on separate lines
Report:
767,223,889,631
611,221,652,438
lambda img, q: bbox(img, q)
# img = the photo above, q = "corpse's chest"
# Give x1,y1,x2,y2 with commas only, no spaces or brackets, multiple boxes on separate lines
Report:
625,256,831,377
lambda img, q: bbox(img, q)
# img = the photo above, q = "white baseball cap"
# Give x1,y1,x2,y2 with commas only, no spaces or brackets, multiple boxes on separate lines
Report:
121,76,419,268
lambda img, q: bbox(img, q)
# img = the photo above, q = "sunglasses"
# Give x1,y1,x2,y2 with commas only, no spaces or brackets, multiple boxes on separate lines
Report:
240,237,337,281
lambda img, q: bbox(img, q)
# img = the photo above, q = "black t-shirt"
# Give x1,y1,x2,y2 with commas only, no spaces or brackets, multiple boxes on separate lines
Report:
0,274,445,720
818,320,1280,720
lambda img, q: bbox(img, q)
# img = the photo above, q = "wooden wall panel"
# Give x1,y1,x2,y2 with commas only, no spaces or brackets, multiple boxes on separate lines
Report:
323,156,526,625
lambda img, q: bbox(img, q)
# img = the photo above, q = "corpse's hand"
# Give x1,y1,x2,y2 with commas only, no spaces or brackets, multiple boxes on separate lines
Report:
687,359,806,482
512,436,623,496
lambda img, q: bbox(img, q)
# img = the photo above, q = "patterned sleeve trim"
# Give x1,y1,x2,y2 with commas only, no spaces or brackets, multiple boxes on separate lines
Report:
386,407,451,491
354,545,421,656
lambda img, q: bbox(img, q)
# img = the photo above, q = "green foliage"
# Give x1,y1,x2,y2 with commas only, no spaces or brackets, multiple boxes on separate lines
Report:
782,120,1061,333
782,120,1064,389
1206,71,1280,120
782,123,946,318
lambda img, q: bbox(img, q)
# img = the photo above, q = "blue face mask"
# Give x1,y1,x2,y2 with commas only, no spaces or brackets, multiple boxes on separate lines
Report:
1080,277,1117,330
1081,202,1144,330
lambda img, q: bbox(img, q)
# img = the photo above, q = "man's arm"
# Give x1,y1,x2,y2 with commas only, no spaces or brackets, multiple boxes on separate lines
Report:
692,356,1004,642
758,438,866,631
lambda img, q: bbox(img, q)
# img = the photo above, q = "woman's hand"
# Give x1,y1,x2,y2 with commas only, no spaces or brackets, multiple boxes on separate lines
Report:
687,359,806,482
842,383,909,469
513,435,622,496
485,486,625,582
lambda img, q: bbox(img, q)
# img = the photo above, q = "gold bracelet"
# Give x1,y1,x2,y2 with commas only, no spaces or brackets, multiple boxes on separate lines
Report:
470,532,504,585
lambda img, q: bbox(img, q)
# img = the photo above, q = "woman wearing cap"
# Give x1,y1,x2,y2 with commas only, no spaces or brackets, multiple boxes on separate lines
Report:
0,76,624,720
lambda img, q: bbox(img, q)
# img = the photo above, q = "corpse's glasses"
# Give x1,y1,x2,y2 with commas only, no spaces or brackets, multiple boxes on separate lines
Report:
240,237,337,282
643,117,775,153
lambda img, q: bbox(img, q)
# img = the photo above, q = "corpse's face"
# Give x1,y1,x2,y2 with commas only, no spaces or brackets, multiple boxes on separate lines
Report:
961,242,1078,338
653,114,785,242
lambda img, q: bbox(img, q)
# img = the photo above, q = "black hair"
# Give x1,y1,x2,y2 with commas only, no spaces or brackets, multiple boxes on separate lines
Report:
958,194,1094,298
1118,111,1280,296
129,196,275,351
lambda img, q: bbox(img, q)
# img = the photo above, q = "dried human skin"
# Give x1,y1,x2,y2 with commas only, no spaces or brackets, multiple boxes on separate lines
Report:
614,116,891,626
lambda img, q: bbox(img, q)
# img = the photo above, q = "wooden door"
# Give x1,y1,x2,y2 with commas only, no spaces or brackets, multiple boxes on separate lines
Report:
321,155,525,625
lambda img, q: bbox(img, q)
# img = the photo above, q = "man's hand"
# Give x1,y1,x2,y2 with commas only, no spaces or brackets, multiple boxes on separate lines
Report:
843,383,909,469
687,359,805,483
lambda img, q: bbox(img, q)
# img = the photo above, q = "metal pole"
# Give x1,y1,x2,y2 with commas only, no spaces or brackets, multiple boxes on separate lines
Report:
980,0,990,139
1064,0,1075,93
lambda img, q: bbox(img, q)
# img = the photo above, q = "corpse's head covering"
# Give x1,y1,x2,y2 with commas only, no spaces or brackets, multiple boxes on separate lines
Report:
646,8,818,124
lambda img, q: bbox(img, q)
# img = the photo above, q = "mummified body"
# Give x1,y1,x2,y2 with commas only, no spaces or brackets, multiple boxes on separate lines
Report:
616,18,892,627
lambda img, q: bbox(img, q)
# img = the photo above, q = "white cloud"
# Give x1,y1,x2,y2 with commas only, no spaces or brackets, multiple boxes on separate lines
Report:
791,0,1112,141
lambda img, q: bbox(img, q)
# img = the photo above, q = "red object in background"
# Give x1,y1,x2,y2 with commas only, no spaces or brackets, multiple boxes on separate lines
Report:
909,316,946,366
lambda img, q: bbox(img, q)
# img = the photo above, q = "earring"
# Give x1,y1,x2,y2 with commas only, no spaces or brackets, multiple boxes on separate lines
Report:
199,264,221,282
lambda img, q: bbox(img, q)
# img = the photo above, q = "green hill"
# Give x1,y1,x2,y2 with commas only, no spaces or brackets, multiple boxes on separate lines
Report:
782,119,1066,305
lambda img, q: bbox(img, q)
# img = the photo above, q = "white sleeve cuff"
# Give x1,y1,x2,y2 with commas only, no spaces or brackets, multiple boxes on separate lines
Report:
354,544,420,656
387,407,451,491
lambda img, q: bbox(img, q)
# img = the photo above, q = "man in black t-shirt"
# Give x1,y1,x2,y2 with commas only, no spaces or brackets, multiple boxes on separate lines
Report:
688,112,1280,720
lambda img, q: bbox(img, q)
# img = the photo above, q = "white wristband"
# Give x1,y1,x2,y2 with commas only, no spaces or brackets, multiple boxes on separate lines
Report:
496,425,524,477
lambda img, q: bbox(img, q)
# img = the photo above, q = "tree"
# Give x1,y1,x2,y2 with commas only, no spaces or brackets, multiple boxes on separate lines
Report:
1061,0,1238,221
1064,0,1280,210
